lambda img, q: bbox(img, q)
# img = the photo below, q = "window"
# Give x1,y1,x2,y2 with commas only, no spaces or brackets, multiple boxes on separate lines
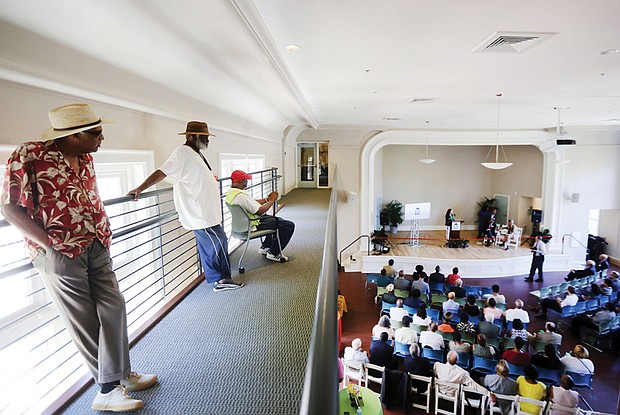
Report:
588,209,600,236
220,153,265,179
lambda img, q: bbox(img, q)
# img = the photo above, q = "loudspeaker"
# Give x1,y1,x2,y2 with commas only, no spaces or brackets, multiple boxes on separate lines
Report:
531,209,542,223
380,212,390,226
556,139,576,145
346,191,358,204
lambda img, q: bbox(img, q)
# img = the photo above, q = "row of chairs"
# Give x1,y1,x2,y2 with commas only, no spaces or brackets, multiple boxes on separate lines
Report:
341,360,606,415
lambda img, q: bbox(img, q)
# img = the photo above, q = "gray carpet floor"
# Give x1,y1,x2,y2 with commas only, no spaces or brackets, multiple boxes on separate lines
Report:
62,188,331,415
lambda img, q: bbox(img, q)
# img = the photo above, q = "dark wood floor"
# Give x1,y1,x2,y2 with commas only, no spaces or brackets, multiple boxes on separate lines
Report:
338,265,620,415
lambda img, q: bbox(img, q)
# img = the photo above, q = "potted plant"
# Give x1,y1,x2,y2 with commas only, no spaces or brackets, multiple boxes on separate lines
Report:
382,200,404,234
371,228,388,252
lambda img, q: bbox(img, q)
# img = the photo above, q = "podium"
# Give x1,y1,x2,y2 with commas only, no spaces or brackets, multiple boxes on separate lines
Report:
449,221,464,240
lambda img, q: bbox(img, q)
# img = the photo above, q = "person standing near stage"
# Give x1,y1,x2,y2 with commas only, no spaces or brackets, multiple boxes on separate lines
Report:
445,208,455,241
128,121,243,292
2,104,156,411
525,235,545,282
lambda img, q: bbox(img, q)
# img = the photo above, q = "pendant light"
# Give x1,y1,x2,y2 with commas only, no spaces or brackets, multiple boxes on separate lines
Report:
481,93,513,170
418,120,435,164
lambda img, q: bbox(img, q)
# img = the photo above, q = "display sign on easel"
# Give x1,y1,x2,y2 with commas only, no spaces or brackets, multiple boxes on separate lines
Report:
405,202,431,246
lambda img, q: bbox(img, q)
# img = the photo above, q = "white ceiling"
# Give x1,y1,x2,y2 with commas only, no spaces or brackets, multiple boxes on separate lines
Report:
1,0,619,137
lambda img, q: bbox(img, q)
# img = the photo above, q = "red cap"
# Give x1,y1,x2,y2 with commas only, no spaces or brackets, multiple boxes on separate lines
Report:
231,170,252,183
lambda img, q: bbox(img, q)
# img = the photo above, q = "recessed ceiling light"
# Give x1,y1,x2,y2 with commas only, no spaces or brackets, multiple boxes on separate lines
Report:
600,48,620,55
286,44,300,51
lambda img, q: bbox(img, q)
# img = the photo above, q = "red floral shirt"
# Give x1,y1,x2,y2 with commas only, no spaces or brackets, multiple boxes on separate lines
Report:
2,140,112,258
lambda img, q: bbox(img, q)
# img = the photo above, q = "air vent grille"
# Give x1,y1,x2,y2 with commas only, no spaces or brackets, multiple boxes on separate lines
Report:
406,97,437,104
473,31,556,53
383,117,401,121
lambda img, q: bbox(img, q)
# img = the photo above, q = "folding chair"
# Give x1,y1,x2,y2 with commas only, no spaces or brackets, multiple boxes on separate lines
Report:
409,373,433,412
226,202,282,274
393,341,411,357
430,281,445,294
506,362,526,380
435,379,461,415
515,395,548,415
535,367,563,386
363,363,384,395
565,371,593,389
456,352,471,369
428,308,441,322
471,356,497,375
488,393,518,415
545,402,584,414
422,347,445,364
342,359,365,386
460,386,488,415
403,304,417,316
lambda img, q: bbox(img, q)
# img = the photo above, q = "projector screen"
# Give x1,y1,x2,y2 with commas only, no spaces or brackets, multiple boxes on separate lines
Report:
404,202,431,220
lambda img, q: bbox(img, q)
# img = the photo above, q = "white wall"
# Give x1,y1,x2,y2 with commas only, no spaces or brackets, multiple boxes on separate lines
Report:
599,210,620,260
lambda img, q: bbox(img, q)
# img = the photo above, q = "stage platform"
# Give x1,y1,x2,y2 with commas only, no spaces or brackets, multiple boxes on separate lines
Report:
343,230,577,278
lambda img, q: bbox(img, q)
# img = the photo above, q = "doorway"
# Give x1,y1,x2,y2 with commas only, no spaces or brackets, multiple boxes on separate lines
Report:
494,194,509,226
297,142,329,188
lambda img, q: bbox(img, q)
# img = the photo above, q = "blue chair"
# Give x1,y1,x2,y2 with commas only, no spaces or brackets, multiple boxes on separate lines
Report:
403,304,417,316
565,371,593,389
479,287,493,298
536,367,563,386
450,313,461,323
471,356,496,375
394,341,412,357
371,336,394,346
599,294,611,306
468,315,481,325
539,286,551,299
506,362,526,380
429,282,444,294
456,352,471,369
427,308,441,322
585,299,600,312
574,301,587,315
381,300,394,315
492,318,503,329
506,320,527,332
464,285,480,297
421,347,444,363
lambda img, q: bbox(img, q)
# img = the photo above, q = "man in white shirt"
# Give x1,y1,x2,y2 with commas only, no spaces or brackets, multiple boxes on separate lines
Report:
434,351,489,396
442,292,460,315
419,322,445,350
540,286,578,318
394,316,418,345
129,121,243,292
225,170,295,263
390,299,409,321
505,299,530,324
525,235,546,282
343,338,370,363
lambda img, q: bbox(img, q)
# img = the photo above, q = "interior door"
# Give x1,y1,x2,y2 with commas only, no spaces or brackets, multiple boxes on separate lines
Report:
494,194,509,226
297,143,317,188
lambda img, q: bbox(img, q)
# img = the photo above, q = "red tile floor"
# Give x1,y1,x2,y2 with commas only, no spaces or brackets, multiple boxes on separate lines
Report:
338,267,620,414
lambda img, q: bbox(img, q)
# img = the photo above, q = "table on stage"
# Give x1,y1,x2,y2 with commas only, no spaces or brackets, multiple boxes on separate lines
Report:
339,386,383,415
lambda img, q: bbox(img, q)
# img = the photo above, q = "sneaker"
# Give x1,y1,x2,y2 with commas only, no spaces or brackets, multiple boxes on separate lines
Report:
213,280,244,292
266,252,288,263
120,372,158,392
535,278,544,282
257,247,270,255
91,385,144,412
524,277,533,282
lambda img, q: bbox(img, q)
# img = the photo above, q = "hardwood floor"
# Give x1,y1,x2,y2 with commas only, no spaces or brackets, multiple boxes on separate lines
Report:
338,266,620,415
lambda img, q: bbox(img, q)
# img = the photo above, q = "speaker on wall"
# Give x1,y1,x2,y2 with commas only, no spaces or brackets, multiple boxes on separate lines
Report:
531,209,542,223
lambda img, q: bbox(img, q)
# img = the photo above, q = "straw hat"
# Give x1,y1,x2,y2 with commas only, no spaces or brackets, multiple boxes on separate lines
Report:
41,104,112,140
178,121,216,136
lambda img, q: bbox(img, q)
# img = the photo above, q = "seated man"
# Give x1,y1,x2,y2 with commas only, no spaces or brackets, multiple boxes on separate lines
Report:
395,315,418,345
571,301,616,337
390,299,409,321
383,258,398,277
419,322,445,350
429,265,445,292
497,219,515,250
434,351,488,396
528,321,562,347
505,299,530,324
343,338,370,363
448,279,466,298
478,313,501,339
565,260,596,281
382,283,398,305
369,331,396,369
404,289,425,309
225,170,295,262
442,292,460,315
596,254,610,275
539,286,579,318
411,272,431,303
393,272,412,292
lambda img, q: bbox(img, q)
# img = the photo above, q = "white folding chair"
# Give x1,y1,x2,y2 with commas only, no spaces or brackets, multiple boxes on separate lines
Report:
508,227,522,248
363,363,384,396
342,360,364,387
409,373,433,412
435,379,461,415
460,386,489,415
516,395,548,415
489,393,518,415
544,402,584,415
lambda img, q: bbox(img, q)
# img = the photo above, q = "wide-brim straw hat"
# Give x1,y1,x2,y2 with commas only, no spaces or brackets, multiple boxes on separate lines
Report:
41,104,112,140
178,121,216,136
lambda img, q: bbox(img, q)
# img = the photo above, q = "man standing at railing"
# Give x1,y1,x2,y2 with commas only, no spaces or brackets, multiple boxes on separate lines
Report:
1,104,157,412
225,169,295,263
127,121,243,293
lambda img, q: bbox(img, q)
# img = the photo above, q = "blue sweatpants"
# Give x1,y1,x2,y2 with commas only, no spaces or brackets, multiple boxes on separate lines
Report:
193,225,232,283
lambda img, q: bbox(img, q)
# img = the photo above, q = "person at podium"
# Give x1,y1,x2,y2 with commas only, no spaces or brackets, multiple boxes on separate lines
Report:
444,208,456,241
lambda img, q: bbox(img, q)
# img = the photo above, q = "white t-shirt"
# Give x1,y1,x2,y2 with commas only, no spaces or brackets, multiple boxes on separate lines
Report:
395,327,418,345
390,307,409,321
505,308,530,323
159,145,221,230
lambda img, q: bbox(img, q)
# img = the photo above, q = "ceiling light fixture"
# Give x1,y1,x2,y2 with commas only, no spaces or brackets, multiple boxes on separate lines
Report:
481,93,513,170
600,48,620,55
285,44,300,51
419,120,435,164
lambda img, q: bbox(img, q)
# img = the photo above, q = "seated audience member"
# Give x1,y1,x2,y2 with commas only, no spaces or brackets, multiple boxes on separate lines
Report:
404,289,425,309
419,322,445,350
411,272,430,303
389,299,409,321
529,344,563,371
395,269,407,279
464,295,481,317
472,334,497,359
487,284,506,304
560,345,595,374
394,315,418,345
448,331,471,353
381,283,398,305
478,313,501,339
412,264,428,282
442,292,460,315
449,279,466,298
516,365,547,415
456,312,477,334
371,315,395,339
446,267,461,286
528,322,562,347
411,305,432,327
434,351,489,396
539,286,578,318
404,343,432,392
482,359,518,415
377,268,392,288
548,375,579,415
501,337,530,366
429,265,445,290
565,260,596,281
600,279,613,296
393,272,411,292
608,271,620,292
505,299,530,324
438,312,455,333
369,332,396,369
596,254,610,275
382,258,398,277
507,319,531,341
343,338,369,363
483,298,503,320
484,218,497,246
497,219,516,251
579,282,602,301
